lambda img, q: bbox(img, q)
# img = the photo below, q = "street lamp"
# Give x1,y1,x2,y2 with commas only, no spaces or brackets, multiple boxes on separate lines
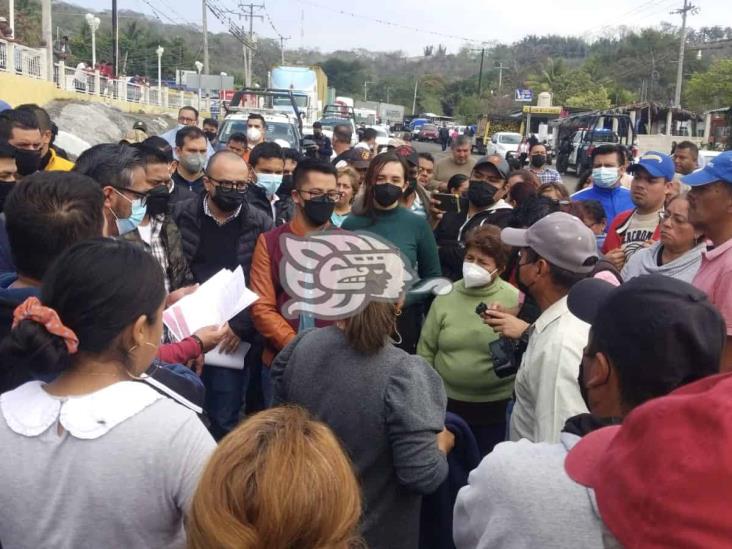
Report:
194,60,203,112
85,13,101,68
156,45,164,106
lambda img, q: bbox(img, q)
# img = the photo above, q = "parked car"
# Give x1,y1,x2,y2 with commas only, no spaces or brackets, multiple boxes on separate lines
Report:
417,124,440,142
485,132,523,161
368,125,391,153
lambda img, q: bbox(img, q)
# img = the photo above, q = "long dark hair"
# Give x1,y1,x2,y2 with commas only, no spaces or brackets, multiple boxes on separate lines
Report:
361,151,409,219
0,239,166,386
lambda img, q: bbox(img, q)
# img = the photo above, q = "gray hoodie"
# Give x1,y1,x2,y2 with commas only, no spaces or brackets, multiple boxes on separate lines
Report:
621,241,704,284
453,433,603,549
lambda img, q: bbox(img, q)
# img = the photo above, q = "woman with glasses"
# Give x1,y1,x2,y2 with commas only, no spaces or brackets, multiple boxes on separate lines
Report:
622,194,704,283
342,152,442,354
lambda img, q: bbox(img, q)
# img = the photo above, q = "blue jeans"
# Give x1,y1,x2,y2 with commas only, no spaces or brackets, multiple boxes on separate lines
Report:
202,362,272,441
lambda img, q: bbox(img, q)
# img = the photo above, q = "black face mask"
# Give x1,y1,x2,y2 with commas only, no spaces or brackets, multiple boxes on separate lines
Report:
530,154,547,168
467,180,498,208
0,182,14,212
12,147,42,177
204,131,217,142
278,174,294,197
373,183,404,208
146,185,171,217
516,259,535,297
211,186,247,212
302,194,336,226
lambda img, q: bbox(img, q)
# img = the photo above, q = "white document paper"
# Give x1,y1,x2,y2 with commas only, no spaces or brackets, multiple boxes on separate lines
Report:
163,266,259,339
204,342,252,370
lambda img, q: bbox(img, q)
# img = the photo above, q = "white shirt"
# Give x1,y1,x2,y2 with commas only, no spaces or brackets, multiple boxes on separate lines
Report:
509,296,590,443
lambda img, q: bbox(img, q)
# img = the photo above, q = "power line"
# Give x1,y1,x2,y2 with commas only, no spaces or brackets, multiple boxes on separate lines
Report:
292,0,495,46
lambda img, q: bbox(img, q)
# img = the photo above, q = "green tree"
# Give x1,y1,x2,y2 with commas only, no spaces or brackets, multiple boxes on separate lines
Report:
685,59,732,111
566,87,612,110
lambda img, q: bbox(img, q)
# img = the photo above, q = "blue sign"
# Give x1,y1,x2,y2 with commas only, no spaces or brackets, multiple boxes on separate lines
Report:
515,88,533,102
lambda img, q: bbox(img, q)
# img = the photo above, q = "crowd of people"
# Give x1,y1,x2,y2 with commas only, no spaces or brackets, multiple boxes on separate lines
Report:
0,100,731,548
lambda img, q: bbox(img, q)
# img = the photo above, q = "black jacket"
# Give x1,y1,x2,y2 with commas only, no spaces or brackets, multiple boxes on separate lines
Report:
172,194,273,341
247,184,294,227
433,205,513,281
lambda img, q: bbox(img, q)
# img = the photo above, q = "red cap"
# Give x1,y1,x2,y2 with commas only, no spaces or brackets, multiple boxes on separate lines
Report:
565,372,732,548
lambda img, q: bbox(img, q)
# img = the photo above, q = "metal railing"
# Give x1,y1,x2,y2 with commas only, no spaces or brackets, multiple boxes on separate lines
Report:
0,37,210,112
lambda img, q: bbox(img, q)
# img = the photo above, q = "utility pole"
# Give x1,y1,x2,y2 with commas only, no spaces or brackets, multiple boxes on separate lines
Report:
112,0,119,76
41,0,52,81
8,0,14,39
412,78,418,115
364,81,374,102
496,62,508,94
672,0,696,108
202,0,210,75
239,3,263,87
279,36,290,64
477,48,485,96
668,0,696,135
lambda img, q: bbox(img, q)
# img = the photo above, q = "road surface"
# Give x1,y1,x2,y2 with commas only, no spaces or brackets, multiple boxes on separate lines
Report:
410,140,581,193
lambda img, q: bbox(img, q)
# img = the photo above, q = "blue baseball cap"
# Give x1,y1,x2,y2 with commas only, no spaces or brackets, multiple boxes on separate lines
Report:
682,150,732,187
0,100,11,113
627,151,675,181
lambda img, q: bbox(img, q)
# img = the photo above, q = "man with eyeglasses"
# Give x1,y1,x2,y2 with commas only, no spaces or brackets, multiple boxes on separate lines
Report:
173,150,273,440
72,143,155,238
433,155,514,281
159,106,215,161
250,158,341,368
602,152,674,271
118,144,195,294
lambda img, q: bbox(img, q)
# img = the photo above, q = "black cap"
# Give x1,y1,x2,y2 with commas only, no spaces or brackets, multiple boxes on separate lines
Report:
313,121,322,129
394,144,419,167
568,274,725,384
133,121,147,132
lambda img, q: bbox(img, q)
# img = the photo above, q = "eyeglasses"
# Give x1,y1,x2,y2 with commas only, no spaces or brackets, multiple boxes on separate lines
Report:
659,211,689,225
178,116,197,124
112,186,148,206
206,176,249,192
297,189,343,202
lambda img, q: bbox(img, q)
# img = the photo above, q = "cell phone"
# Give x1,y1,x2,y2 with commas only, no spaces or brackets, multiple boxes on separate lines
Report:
433,192,461,213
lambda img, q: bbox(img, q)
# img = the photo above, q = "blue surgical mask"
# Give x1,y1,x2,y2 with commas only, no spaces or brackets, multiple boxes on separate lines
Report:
111,189,146,235
592,167,620,188
255,173,283,198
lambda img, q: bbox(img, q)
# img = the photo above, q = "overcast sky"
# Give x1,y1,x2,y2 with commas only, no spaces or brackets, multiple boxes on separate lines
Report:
69,0,731,55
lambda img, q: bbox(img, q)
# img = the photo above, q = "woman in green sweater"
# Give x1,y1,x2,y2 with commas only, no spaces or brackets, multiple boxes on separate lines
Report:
417,225,519,455
343,152,442,354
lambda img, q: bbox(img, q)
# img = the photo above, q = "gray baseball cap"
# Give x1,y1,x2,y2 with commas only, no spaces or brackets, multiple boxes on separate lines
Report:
474,156,510,179
500,212,599,273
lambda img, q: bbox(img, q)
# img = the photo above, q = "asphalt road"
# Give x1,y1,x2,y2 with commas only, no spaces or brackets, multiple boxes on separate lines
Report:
411,140,581,193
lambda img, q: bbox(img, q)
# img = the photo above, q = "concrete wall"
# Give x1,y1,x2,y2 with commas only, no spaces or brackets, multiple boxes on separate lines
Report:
637,134,704,155
0,72,180,116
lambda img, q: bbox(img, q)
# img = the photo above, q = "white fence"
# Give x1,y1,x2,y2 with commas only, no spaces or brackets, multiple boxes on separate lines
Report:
0,38,210,112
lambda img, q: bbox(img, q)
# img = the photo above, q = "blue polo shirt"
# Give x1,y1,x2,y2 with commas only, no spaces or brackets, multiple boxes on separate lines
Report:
571,185,634,232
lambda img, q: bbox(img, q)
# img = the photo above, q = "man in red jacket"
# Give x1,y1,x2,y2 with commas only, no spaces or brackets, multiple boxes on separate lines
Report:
603,151,675,271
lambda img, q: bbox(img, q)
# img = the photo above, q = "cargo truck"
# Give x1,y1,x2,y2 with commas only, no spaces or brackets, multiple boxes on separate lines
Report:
268,65,328,124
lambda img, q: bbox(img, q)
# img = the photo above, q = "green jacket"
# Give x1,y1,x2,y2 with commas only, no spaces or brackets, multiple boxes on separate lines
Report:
417,278,519,403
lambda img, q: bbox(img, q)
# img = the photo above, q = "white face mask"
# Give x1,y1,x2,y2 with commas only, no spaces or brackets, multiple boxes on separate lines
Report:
246,127,263,144
592,167,620,188
462,261,498,288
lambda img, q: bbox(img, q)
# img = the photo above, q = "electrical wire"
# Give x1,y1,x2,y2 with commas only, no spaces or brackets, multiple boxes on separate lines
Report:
290,0,495,46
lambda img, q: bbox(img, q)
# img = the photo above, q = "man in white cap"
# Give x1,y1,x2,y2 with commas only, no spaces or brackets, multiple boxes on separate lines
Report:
500,212,599,443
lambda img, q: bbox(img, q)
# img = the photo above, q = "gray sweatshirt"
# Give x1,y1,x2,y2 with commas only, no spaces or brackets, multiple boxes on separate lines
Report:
621,241,704,284
272,326,448,549
453,433,603,549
